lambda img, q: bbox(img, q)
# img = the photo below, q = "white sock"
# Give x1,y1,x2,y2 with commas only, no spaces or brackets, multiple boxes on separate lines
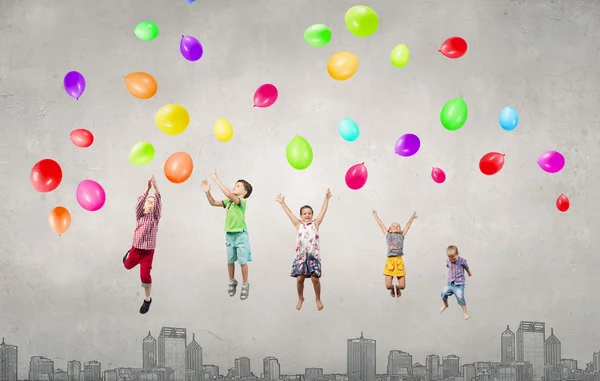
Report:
145,297,151,301
243,282,249,286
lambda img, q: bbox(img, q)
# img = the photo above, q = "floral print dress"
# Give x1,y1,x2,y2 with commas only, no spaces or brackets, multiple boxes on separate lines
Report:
290,221,322,278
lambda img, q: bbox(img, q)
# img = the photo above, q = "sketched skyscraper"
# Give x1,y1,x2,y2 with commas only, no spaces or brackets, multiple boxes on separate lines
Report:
83,361,101,381
67,361,81,381
387,350,412,376
29,357,54,381
262,357,280,381
516,321,545,381
544,328,561,366
234,358,251,379
186,334,203,381
425,355,440,381
0,337,18,381
143,331,157,369
158,327,187,381
347,332,376,381
501,325,516,363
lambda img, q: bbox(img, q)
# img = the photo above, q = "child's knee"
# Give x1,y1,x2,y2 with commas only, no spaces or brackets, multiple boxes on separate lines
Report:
310,276,320,285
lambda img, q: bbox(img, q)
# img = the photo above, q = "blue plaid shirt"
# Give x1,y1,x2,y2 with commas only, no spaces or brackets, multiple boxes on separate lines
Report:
446,256,469,285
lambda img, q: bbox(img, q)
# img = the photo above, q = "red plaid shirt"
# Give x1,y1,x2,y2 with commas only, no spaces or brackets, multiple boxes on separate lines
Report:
132,192,162,250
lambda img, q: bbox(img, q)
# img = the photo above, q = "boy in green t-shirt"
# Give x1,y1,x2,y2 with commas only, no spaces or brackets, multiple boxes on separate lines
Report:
202,170,254,300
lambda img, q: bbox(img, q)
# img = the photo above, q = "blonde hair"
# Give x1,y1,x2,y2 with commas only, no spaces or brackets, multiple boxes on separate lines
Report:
446,245,459,256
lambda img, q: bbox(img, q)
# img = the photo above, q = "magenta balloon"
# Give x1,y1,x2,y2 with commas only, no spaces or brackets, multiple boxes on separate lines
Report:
253,84,279,108
431,167,446,183
64,71,86,100
394,133,421,157
345,162,368,190
180,35,203,61
537,151,565,173
76,180,106,212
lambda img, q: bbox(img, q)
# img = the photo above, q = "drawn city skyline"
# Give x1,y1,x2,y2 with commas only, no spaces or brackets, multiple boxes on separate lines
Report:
2,321,600,381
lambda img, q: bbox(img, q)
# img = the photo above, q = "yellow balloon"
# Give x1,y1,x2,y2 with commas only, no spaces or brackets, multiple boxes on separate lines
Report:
155,104,190,135
214,118,233,142
327,52,359,81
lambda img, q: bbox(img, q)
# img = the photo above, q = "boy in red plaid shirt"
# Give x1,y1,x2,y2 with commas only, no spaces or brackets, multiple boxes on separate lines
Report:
123,175,162,314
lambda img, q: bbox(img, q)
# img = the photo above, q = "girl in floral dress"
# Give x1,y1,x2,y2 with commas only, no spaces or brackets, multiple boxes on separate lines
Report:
275,189,332,311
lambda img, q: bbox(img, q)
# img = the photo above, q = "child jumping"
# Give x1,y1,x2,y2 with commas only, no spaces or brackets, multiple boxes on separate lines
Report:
123,175,162,314
372,210,417,298
202,170,253,300
440,245,472,320
275,189,332,311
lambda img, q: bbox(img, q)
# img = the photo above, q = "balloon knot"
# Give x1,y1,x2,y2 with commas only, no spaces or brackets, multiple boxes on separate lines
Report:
252,105,256,108
501,153,506,156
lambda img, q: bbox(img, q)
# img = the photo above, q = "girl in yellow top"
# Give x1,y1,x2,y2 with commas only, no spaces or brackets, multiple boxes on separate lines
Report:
372,210,417,298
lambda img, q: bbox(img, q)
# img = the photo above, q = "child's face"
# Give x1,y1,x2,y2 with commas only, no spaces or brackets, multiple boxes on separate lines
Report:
388,223,402,233
300,208,313,222
447,252,458,262
144,197,155,213
232,182,247,197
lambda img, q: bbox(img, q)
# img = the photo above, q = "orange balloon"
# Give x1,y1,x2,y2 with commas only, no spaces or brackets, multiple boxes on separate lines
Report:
327,52,359,81
48,206,71,236
124,72,158,99
164,152,194,184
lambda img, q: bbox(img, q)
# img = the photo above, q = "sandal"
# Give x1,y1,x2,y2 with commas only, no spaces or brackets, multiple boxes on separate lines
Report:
240,283,250,300
228,280,238,297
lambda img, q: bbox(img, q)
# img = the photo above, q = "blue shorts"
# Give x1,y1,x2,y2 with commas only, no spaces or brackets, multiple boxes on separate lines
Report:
441,281,466,306
226,231,252,265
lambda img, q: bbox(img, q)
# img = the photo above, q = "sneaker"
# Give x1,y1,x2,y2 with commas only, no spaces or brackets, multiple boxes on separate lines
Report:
228,279,238,297
240,283,250,300
140,298,152,314
123,250,130,264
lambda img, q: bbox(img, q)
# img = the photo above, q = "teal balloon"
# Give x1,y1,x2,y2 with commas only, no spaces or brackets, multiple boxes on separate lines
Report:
338,118,360,142
303,24,332,47
286,135,313,170
499,106,518,131
440,97,468,131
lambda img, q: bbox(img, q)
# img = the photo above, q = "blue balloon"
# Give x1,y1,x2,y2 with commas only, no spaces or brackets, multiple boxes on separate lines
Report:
499,106,518,131
338,118,360,142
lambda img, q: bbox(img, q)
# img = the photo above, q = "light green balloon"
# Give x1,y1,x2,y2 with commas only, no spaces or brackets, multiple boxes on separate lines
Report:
134,21,159,41
440,97,468,131
286,135,313,170
390,44,410,68
129,142,155,166
345,5,379,38
303,24,332,47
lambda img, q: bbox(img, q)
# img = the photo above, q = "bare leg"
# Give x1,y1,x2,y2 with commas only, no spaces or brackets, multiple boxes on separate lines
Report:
440,299,449,313
311,276,324,311
145,286,152,298
396,276,406,298
385,276,395,297
240,264,249,283
461,305,470,320
296,275,306,310
228,263,235,280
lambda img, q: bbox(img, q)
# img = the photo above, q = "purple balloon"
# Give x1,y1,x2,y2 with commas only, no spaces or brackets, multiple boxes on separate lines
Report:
394,133,421,157
537,150,565,173
64,71,86,100
180,35,203,61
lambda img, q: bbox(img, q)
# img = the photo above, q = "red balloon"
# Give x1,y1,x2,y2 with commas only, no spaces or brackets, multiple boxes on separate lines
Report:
439,37,468,59
556,194,570,212
479,152,505,176
70,128,94,148
30,159,63,193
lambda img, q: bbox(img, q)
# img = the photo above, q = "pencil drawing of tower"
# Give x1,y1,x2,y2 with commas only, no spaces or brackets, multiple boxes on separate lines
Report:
516,321,545,381
501,325,516,363
83,361,101,381
158,327,187,381
67,361,81,381
0,337,18,381
347,332,376,381
185,333,203,381
143,331,157,369
544,328,561,366
262,357,280,381
29,356,54,381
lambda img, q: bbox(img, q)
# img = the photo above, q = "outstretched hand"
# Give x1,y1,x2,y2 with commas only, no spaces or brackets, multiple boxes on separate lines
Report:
201,180,211,193
147,177,153,189
412,211,418,219
325,188,332,199
372,210,378,216
211,169,218,180
150,175,157,186
275,194,285,204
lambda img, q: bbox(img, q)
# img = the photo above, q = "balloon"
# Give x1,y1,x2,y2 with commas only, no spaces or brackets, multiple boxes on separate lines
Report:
129,142,155,166
431,167,446,184
479,152,505,176
439,37,468,59
253,84,278,108
155,104,190,135
303,24,332,47
338,118,360,142
70,129,94,148
556,194,570,212
286,135,314,170
214,118,234,142
440,97,468,131
76,180,106,212
499,106,519,131
394,134,421,157
124,72,158,99
30,159,63,193
345,162,368,190
537,151,565,174
345,5,379,37
63,71,86,100
164,152,194,184
180,35,203,61
134,21,159,41
390,44,410,68
48,206,71,236
327,52,359,81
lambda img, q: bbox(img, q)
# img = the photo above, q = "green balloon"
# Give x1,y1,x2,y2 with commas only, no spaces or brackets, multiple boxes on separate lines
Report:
390,44,410,68
129,142,155,166
345,5,379,38
134,21,159,41
440,97,468,131
303,24,332,47
286,135,313,170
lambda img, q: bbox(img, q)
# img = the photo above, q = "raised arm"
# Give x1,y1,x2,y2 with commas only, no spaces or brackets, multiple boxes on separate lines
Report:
202,180,224,207
402,211,418,235
151,176,162,220
314,188,332,229
136,178,152,219
276,194,300,229
372,210,388,235
212,170,241,205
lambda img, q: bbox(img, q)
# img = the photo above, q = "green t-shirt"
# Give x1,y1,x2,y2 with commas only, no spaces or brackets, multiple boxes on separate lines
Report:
223,198,247,232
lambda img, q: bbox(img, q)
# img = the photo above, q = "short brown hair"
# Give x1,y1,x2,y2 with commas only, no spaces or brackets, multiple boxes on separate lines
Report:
446,245,459,256
300,205,313,215
237,179,253,198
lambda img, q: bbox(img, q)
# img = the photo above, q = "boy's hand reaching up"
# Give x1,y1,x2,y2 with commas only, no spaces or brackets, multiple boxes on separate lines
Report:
211,170,218,180
201,180,211,193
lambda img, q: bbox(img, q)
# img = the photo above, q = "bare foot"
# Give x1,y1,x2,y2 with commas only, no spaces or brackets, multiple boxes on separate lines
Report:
389,287,396,297
316,299,324,311
296,298,304,310
395,286,402,298
440,305,449,313
464,314,470,320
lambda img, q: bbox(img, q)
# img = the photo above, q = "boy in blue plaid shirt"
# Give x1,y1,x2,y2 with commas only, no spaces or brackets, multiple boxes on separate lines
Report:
439,245,472,320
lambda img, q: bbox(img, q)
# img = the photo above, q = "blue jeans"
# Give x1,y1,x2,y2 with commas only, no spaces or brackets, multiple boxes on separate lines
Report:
225,232,252,265
441,281,466,306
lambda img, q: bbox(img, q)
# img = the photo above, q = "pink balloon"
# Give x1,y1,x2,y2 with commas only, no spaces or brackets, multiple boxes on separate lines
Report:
431,167,446,183
345,162,368,190
253,84,278,108
76,179,106,212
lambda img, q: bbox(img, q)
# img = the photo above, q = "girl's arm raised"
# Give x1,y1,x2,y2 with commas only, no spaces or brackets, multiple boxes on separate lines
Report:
314,188,332,229
402,211,418,235
372,210,388,235
276,194,300,229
